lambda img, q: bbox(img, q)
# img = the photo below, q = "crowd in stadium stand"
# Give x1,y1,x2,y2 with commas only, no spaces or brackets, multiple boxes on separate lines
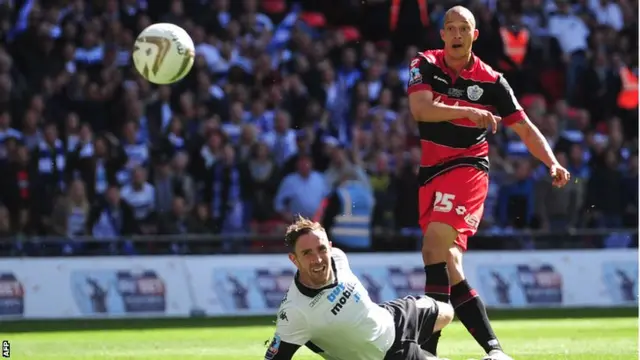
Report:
0,0,636,255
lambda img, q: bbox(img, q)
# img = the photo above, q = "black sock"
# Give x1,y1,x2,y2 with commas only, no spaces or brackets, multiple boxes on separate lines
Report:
421,263,450,355
451,279,502,354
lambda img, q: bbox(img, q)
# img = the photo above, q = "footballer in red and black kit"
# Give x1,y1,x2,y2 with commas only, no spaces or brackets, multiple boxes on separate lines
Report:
407,49,526,251
408,6,570,360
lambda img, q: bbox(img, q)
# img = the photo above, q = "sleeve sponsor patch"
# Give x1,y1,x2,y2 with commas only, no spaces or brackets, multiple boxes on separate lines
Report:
408,67,422,86
265,334,281,360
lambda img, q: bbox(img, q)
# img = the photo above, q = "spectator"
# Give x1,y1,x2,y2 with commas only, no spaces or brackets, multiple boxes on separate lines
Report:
120,166,156,233
241,142,280,224
51,179,90,238
390,147,420,249
146,85,174,141
261,110,297,168
281,129,312,176
121,120,150,182
586,148,624,228
171,151,196,211
535,152,585,230
369,152,396,230
66,123,94,177
88,185,138,240
548,0,590,104
194,130,225,181
204,144,244,234
497,159,536,229
157,196,208,238
583,50,618,121
74,135,125,202
1,145,38,233
588,0,624,31
152,156,175,215
320,169,375,251
0,111,21,162
236,123,258,162
192,202,215,234
324,146,368,190
36,122,66,194
222,100,249,144
163,117,187,155
274,155,327,222
64,113,82,152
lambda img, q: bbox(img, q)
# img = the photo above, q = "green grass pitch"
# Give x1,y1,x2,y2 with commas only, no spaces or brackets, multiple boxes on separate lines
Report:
1,308,637,359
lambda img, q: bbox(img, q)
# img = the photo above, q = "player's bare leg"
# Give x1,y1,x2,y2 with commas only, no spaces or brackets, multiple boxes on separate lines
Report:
420,222,457,356
447,246,512,360
420,299,454,360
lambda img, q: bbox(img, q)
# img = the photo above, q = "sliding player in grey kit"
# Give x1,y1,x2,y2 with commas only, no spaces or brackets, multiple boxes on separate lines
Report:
264,217,454,360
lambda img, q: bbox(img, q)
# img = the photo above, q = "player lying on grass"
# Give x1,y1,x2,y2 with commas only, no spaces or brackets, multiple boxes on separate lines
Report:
264,217,454,360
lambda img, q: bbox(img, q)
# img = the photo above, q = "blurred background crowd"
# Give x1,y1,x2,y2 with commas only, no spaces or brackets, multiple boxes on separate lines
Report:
0,0,637,255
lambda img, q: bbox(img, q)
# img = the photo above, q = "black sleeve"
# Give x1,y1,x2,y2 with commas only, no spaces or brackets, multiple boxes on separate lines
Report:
492,74,526,126
266,341,300,360
407,53,435,93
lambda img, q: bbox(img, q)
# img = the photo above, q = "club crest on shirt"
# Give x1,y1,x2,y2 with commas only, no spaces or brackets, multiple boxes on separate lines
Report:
266,334,281,360
467,85,484,101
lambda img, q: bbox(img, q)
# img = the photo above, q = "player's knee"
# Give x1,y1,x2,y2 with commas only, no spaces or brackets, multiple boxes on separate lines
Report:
433,301,454,332
422,222,458,263
447,246,465,283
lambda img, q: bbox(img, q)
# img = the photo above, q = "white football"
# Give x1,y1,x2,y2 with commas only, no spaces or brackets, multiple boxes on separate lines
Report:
132,23,195,85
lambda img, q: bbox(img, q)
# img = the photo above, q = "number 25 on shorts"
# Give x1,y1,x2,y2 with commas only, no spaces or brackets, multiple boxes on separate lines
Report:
433,191,455,213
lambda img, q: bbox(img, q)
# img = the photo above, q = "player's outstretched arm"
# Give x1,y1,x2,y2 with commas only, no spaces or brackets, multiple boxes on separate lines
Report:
264,335,300,360
265,307,311,360
509,118,570,187
493,75,571,187
509,117,556,168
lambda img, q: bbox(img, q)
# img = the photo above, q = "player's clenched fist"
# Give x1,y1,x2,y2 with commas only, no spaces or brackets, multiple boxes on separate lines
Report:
550,163,571,188
464,108,500,134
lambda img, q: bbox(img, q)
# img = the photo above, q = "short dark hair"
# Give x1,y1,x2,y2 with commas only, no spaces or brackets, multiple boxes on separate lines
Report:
284,216,325,250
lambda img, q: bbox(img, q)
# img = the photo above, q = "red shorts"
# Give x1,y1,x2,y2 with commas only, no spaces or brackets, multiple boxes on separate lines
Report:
418,167,488,251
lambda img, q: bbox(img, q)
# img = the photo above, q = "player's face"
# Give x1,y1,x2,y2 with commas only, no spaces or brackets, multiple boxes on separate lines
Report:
289,231,333,288
440,13,478,60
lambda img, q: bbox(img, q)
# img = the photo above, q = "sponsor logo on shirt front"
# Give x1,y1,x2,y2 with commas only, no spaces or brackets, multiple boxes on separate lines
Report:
327,282,361,315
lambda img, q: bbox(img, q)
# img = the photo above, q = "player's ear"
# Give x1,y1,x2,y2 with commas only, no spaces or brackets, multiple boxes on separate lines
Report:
288,252,297,265
473,28,479,41
439,29,445,42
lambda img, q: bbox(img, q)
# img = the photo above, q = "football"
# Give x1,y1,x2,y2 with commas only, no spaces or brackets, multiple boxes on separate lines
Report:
132,23,195,85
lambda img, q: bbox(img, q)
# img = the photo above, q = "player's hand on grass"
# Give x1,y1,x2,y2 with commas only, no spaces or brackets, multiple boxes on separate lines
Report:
550,163,571,188
465,108,500,134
